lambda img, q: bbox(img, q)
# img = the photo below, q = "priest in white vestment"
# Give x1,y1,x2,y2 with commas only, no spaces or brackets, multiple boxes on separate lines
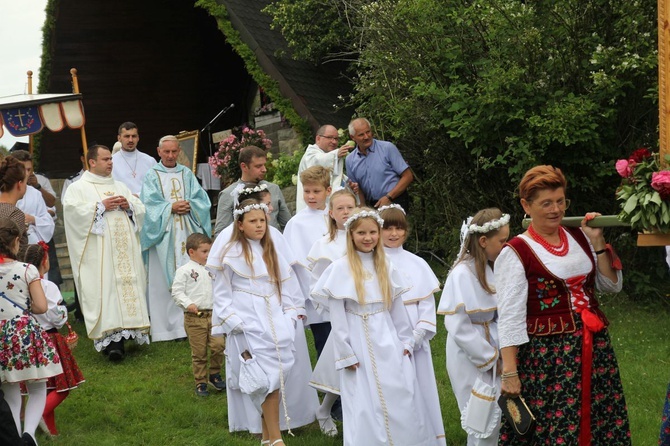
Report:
112,121,157,195
63,144,150,361
295,125,352,212
140,135,212,342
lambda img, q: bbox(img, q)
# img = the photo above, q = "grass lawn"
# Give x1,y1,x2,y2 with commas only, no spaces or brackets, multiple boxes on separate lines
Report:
37,293,667,445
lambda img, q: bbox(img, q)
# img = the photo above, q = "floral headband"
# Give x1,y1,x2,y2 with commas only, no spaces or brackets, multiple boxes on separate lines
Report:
233,203,269,220
468,214,510,234
344,210,385,231
231,183,269,206
377,203,406,215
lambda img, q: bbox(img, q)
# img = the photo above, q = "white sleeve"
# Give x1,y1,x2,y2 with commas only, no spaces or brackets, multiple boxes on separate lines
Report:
494,246,530,349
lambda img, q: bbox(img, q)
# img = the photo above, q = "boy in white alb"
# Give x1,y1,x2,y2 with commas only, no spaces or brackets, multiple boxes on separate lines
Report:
172,233,225,397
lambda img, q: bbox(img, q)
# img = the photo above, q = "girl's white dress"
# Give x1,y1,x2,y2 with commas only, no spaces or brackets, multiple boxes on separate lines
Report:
438,259,500,446
208,238,299,433
307,229,346,393
385,246,446,445
213,225,319,432
312,251,435,446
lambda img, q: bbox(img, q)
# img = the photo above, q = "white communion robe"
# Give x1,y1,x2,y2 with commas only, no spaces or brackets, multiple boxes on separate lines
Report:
438,259,500,446
313,251,437,446
385,246,446,446
307,229,346,394
62,171,150,350
215,223,318,431
17,185,55,244
112,149,157,195
282,207,330,325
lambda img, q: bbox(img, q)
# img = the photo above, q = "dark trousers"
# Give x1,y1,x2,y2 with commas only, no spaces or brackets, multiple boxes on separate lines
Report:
0,386,21,446
310,322,331,358
368,190,410,212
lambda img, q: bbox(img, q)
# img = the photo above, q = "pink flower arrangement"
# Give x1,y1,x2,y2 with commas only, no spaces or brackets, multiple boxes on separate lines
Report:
208,125,272,186
616,147,670,231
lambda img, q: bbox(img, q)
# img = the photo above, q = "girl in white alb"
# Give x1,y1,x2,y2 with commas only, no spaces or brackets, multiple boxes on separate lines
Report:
307,190,356,437
312,208,435,446
379,204,446,445
208,199,301,446
438,208,510,445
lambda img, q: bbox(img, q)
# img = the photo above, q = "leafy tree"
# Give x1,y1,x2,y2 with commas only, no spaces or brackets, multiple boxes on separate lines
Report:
268,0,662,296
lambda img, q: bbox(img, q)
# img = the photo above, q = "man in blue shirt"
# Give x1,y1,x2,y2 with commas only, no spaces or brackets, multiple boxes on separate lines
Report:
345,118,414,210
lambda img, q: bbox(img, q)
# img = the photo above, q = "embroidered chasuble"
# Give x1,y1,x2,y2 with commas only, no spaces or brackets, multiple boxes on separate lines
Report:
140,163,211,341
63,171,150,348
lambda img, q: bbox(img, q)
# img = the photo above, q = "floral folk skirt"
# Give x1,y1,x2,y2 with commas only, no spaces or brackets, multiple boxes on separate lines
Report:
45,331,84,392
0,314,62,383
499,323,631,445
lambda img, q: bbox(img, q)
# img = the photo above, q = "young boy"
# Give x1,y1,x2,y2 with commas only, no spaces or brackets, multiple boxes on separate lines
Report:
283,165,332,355
172,233,225,397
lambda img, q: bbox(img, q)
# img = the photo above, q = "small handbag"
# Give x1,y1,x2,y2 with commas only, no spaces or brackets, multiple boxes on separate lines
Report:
461,364,501,438
233,334,269,413
498,394,536,441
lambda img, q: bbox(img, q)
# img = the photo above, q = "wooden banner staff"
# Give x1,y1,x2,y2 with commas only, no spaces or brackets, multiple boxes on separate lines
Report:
521,215,627,230
660,0,669,167
27,71,34,155
70,68,89,167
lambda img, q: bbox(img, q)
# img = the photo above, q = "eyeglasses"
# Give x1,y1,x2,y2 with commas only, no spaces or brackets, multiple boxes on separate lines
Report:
318,135,339,141
532,198,571,211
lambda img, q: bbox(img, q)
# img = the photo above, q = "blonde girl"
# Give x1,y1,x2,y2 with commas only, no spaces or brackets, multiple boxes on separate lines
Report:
379,204,446,445
312,208,434,445
209,199,301,446
306,189,356,437
0,219,62,446
437,208,510,445
24,242,84,437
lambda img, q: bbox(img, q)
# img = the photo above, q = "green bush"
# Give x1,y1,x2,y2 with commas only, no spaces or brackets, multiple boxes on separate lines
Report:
265,149,304,188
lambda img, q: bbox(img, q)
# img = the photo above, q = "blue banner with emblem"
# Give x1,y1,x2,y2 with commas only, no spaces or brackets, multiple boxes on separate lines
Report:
1,106,44,136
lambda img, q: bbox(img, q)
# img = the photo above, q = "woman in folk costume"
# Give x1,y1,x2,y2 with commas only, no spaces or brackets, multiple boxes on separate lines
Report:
218,184,319,433
379,204,446,445
438,208,510,445
307,189,357,437
208,199,301,446
495,165,630,445
312,208,435,446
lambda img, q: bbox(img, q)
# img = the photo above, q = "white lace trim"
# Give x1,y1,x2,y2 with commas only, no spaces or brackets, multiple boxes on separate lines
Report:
93,329,151,351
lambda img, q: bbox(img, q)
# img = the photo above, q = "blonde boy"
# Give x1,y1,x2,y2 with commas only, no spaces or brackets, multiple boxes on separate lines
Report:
283,165,333,354
172,233,225,397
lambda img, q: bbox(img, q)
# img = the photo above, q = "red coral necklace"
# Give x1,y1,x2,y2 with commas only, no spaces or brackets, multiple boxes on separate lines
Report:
528,224,569,256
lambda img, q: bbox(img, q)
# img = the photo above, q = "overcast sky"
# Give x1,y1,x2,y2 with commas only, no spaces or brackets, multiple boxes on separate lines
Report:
0,0,48,150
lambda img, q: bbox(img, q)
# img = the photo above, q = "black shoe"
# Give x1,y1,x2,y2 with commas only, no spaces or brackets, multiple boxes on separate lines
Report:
22,432,37,446
209,373,226,391
108,348,125,361
195,383,210,397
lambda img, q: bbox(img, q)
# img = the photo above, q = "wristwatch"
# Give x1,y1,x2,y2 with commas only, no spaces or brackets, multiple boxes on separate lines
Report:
35,183,42,190
385,194,393,202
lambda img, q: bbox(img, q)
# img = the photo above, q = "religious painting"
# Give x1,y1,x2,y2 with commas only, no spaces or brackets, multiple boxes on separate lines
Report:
175,130,199,173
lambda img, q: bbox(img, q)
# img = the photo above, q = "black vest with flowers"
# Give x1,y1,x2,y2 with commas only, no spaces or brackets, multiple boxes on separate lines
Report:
506,226,609,336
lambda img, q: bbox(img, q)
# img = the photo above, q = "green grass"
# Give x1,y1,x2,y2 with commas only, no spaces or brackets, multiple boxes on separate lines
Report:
37,294,667,445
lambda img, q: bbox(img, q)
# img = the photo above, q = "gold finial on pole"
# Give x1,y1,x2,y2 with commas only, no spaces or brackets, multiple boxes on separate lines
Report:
70,68,89,166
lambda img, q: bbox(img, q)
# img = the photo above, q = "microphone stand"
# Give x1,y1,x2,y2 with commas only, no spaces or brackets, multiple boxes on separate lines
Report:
201,103,235,157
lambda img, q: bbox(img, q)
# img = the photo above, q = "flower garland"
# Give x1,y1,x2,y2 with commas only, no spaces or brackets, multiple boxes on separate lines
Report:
233,203,269,220
468,214,510,234
344,210,384,231
377,204,406,214
231,183,269,206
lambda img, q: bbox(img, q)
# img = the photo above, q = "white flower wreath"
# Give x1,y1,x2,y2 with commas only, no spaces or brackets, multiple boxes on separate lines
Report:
233,203,270,220
344,210,385,231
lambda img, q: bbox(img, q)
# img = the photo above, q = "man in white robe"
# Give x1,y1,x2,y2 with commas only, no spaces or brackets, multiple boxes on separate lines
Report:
140,135,212,342
112,121,157,196
63,144,150,361
295,125,352,212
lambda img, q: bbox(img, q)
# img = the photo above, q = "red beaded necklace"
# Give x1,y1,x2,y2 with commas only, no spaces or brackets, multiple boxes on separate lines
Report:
527,224,569,256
